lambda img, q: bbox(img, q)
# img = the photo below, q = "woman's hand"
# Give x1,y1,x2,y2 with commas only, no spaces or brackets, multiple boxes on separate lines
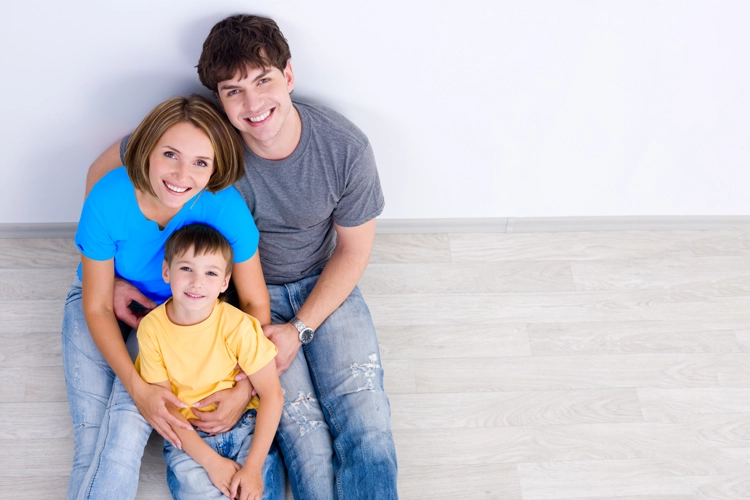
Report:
191,378,253,435
130,378,191,448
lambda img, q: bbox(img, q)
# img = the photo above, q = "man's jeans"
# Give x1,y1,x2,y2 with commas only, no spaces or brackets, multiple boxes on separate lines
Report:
62,276,283,500
164,409,284,500
270,270,399,499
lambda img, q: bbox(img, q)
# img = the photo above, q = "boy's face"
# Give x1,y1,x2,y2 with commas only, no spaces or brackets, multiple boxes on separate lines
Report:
163,247,230,314
215,61,295,151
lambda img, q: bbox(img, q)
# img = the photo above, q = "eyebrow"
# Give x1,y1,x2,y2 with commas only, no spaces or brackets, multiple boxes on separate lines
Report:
161,145,212,162
218,69,272,90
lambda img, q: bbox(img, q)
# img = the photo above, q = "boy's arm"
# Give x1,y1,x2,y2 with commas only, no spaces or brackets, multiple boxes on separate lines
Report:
153,381,241,498
230,361,284,500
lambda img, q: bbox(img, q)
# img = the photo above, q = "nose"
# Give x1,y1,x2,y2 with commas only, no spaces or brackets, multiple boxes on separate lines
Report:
243,89,262,113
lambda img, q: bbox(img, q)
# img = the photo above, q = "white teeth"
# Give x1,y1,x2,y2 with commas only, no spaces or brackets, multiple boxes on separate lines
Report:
248,110,271,123
165,182,189,193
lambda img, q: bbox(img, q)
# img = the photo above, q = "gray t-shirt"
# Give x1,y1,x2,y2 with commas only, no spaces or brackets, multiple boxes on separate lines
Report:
120,101,384,285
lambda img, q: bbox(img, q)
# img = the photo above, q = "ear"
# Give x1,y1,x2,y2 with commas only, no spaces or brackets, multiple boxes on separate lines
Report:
284,61,295,93
162,260,170,284
221,272,231,293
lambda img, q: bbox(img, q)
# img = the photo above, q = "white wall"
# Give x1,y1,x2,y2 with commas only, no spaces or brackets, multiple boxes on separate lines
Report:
3,0,749,223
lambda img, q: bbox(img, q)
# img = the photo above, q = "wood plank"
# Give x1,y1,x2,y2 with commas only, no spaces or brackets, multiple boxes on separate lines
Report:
528,321,747,355
0,300,64,334
0,332,62,366
0,268,75,300
360,261,575,294
0,238,79,269
398,464,521,499
371,233,452,263
450,231,750,262
390,389,643,429
377,323,530,360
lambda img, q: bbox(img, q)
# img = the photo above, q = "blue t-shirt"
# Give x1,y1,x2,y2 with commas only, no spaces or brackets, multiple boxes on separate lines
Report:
75,167,259,304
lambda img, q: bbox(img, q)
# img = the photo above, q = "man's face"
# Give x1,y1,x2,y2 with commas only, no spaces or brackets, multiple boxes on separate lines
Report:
216,62,296,154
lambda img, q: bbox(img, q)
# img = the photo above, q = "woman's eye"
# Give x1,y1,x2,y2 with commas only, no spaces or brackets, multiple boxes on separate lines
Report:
164,151,176,159
196,160,208,167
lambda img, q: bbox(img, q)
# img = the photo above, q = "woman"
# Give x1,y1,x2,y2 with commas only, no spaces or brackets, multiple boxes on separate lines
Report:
62,95,280,499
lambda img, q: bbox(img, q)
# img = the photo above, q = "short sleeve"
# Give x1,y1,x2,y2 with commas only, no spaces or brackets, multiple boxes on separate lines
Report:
332,141,385,227
210,188,260,264
227,313,277,376
136,316,169,384
75,176,117,261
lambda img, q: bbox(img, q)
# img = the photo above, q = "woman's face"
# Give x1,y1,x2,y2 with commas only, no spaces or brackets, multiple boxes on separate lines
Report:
147,122,215,210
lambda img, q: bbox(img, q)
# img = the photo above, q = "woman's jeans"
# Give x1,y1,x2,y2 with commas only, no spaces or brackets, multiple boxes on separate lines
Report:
62,276,284,500
269,270,399,500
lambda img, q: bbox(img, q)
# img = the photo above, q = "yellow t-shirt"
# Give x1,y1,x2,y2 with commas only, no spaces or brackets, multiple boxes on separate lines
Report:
136,300,277,420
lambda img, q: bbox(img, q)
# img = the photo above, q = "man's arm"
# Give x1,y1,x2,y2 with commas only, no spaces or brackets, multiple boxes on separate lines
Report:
264,218,376,374
86,140,123,196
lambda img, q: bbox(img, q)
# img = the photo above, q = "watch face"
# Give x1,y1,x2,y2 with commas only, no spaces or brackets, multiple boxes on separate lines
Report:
299,328,314,345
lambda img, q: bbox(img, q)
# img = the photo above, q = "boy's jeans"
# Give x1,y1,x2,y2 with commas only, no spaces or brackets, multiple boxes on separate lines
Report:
62,276,284,500
270,270,399,500
164,409,284,500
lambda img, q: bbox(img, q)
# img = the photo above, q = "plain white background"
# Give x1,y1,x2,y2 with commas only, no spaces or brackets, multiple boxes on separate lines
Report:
2,0,749,224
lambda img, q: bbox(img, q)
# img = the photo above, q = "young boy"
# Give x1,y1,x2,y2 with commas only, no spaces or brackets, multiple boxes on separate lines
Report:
136,223,283,500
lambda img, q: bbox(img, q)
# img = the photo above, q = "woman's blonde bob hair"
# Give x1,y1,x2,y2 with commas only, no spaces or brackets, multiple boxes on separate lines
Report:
124,94,244,196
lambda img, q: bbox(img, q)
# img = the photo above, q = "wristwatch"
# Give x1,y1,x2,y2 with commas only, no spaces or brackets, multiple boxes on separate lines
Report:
290,316,315,345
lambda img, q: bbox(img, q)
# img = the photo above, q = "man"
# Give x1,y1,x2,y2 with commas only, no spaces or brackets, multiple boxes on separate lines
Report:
87,14,398,500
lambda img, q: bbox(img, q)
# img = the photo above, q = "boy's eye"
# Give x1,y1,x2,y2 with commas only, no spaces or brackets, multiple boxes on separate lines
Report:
180,266,191,272
206,271,218,277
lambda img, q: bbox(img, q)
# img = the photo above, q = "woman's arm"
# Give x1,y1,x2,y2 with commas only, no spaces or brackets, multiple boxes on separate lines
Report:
80,255,191,446
232,252,271,326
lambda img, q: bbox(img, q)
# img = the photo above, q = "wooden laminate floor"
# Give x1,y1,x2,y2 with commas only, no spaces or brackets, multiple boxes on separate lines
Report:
1,229,749,499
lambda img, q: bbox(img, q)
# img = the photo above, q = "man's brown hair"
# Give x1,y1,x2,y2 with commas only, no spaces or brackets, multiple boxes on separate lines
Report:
197,14,292,92
125,94,244,197
164,223,234,275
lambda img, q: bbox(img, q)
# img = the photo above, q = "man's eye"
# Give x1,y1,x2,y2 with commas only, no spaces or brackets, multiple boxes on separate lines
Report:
227,89,239,96
259,78,269,85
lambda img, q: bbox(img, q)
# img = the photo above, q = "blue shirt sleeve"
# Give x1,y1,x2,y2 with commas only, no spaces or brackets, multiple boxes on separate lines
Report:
75,170,121,261
205,187,259,264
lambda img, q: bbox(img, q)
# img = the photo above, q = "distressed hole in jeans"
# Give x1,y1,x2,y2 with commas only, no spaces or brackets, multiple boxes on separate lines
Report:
350,353,381,392
283,390,323,436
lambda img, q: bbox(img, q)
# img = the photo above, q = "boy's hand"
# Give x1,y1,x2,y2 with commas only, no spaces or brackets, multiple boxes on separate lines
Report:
230,466,264,500
204,455,240,498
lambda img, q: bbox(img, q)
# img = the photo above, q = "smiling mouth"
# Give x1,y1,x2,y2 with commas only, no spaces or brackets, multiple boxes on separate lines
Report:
184,292,204,299
245,108,273,125
164,181,190,194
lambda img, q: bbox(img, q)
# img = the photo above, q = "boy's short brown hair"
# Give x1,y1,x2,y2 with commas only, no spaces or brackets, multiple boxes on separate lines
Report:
164,223,234,274
197,14,292,92
124,94,244,197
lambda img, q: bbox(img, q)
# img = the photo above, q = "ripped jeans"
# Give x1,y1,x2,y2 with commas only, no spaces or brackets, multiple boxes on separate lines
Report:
270,270,399,500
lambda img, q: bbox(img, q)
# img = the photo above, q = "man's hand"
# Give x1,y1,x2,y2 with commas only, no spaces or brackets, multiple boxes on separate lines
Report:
204,455,241,498
113,278,156,328
263,323,301,376
131,380,191,449
192,378,253,435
